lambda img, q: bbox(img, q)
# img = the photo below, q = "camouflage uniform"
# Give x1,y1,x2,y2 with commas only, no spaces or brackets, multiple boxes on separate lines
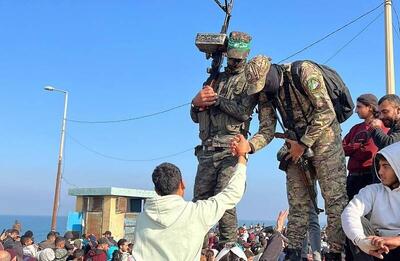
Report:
191,32,257,245
247,59,348,255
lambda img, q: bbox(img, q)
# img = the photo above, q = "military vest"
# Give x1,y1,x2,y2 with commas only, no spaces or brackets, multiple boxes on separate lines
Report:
197,70,251,146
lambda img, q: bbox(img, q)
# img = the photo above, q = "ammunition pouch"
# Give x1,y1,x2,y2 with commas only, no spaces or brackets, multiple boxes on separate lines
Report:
198,111,211,141
277,144,290,171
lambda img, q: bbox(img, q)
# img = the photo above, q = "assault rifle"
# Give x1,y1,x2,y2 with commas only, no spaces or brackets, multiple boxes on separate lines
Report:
195,0,234,85
275,130,324,215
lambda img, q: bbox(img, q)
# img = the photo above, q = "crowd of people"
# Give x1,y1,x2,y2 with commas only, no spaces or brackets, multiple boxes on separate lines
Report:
0,229,135,261
184,30,400,261
4,31,400,261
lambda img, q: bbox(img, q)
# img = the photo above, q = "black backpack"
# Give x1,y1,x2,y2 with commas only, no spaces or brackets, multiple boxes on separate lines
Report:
290,60,354,123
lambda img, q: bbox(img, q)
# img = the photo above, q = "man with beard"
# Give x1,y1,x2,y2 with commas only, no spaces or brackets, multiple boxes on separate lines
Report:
343,94,389,200
369,94,400,150
190,31,257,248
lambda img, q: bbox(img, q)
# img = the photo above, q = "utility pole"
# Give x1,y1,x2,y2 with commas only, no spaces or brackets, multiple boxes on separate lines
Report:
44,86,69,231
385,0,396,94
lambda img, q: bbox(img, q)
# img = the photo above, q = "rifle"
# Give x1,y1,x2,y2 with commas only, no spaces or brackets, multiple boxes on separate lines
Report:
275,131,324,214
195,0,234,85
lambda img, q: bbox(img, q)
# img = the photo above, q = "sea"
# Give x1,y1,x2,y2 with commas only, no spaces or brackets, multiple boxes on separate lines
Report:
0,215,67,242
0,215,275,241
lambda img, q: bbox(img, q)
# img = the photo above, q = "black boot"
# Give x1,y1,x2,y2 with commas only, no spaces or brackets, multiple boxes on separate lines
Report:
285,248,302,261
325,252,342,261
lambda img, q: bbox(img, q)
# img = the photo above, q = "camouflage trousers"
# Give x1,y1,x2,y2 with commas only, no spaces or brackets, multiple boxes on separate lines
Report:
286,135,348,253
193,146,238,245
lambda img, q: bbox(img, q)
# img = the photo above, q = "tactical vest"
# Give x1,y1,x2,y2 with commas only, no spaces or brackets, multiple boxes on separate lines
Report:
198,70,250,147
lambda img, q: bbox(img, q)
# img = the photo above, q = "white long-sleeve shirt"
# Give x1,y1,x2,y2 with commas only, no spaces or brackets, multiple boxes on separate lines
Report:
341,142,400,242
133,163,247,261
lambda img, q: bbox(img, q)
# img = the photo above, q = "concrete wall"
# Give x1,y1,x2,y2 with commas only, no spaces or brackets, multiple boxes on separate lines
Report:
75,196,84,212
102,196,125,240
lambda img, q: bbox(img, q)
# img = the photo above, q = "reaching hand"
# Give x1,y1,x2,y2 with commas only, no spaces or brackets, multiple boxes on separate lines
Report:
0,231,7,241
275,210,289,233
192,85,218,108
230,134,251,157
369,235,400,250
355,238,382,258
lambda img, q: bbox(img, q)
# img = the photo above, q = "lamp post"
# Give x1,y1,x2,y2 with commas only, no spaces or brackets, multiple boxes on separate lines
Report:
44,85,69,231
384,0,396,94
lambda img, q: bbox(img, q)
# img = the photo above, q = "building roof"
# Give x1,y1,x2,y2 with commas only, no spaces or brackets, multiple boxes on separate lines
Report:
68,187,156,199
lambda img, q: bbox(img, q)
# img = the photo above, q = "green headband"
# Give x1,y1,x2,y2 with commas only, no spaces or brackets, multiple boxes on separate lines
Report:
228,38,251,51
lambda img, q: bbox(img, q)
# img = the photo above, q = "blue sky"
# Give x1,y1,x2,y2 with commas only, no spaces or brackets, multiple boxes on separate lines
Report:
1,0,398,228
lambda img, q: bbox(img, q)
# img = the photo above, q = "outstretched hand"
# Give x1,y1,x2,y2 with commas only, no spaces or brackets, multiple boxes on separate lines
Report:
366,236,400,258
275,210,289,233
230,134,251,157
357,237,386,259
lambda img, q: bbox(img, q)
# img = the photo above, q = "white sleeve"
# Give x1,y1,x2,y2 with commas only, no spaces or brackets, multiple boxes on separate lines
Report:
341,186,376,242
195,163,247,228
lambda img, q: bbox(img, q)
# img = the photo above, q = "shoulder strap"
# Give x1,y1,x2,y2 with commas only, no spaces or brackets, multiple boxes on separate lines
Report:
282,73,296,131
288,62,311,125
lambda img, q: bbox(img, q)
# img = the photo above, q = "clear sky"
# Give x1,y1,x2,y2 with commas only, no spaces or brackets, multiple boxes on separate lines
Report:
1,0,398,227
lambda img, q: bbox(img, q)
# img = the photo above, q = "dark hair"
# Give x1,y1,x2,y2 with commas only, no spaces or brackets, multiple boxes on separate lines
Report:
219,251,245,261
47,231,57,239
152,162,182,196
205,250,215,261
20,236,30,246
374,153,388,177
73,249,85,259
9,229,19,235
23,230,33,238
378,94,400,106
244,249,254,258
55,236,66,246
375,153,387,163
117,239,128,248
357,94,379,118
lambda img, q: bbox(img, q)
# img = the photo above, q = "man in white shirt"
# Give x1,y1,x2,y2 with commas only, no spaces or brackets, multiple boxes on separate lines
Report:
341,142,400,260
133,134,249,261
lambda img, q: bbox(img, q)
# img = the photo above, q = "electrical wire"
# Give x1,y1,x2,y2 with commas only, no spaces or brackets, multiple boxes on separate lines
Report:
68,102,191,124
391,1,400,40
66,4,383,125
62,176,79,188
324,11,383,64
277,2,384,63
68,134,194,162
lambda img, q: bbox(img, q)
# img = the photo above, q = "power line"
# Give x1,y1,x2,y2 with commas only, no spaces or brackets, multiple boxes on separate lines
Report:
68,134,194,162
324,11,383,64
277,2,384,63
65,4,383,125
68,102,191,124
392,1,400,40
62,176,79,188
392,21,400,41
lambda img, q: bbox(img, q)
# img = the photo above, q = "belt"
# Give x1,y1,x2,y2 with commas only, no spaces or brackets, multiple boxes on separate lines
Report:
201,146,226,152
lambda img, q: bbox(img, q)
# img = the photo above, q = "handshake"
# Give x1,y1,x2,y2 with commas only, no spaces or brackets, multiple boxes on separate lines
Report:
229,134,251,158
356,236,400,259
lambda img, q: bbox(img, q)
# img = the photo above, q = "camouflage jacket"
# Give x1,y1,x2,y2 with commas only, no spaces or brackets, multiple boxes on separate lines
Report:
191,67,257,146
249,61,340,152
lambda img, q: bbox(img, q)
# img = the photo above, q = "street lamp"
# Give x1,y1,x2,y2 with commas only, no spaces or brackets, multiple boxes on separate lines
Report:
44,85,69,231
